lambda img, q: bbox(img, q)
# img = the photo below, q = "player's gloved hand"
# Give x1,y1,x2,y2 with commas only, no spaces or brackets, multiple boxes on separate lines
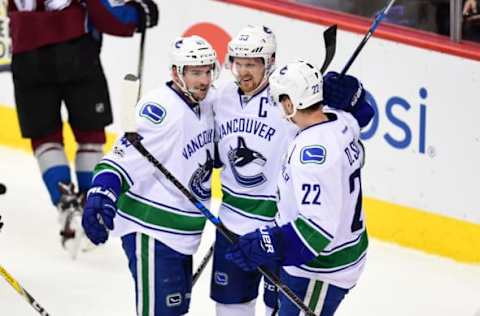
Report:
127,0,159,32
323,71,365,110
225,226,283,271
82,186,117,245
323,71,375,128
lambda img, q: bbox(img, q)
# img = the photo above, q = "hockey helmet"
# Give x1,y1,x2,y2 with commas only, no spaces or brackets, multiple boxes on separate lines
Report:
269,60,324,119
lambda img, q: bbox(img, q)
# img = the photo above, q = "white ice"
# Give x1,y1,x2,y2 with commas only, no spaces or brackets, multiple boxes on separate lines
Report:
1,146,479,316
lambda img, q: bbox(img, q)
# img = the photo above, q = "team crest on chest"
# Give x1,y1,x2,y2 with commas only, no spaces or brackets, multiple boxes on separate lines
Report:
228,136,267,187
189,149,214,200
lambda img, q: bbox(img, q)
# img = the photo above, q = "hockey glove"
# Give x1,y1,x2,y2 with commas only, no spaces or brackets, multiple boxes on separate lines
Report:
323,71,374,128
127,0,159,32
225,226,283,272
323,71,365,110
82,171,121,245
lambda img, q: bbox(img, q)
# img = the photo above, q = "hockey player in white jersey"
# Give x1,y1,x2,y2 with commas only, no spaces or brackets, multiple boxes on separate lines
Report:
81,35,219,316
225,60,369,316
212,25,374,316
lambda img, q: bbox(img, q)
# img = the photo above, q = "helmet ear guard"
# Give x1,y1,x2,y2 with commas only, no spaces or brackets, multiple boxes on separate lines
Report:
268,60,324,119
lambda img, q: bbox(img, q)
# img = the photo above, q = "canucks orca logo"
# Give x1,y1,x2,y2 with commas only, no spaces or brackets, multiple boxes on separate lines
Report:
300,145,327,164
228,137,267,187
189,149,214,200
140,102,166,124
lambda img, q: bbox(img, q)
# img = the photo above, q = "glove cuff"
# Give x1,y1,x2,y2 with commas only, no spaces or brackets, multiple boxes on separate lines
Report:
259,225,284,261
90,170,122,201
87,187,118,203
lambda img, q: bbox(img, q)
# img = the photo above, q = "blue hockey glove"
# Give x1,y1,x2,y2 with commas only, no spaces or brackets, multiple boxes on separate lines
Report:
82,171,122,245
225,226,283,272
323,71,365,110
127,0,159,32
82,186,117,245
323,71,375,128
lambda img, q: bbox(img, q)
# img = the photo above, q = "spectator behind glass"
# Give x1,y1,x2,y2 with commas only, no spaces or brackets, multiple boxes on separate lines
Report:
463,0,480,41
296,0,444,34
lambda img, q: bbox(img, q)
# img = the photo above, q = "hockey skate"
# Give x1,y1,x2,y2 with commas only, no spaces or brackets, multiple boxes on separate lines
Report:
57,182,92,259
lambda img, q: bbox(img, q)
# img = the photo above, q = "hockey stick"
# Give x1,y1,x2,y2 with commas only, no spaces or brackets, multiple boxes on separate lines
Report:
0,265,51,316
121,76,316,316
340,0,396,76
320,24,337,74
192,244,214,286
137,30,146,100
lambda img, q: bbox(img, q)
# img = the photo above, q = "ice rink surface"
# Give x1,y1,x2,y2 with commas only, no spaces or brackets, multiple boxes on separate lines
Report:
1,145,480,316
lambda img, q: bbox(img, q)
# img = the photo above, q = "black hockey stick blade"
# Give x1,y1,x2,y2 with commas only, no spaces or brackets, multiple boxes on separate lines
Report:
320,24,337,74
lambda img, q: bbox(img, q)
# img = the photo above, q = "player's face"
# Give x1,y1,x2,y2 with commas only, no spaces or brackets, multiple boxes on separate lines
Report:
183,65,214,101
232,57,265,94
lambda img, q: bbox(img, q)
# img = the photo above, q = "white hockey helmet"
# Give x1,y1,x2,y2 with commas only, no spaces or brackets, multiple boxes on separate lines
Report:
170,35,220,100
227,25,277,81
269,60,323,119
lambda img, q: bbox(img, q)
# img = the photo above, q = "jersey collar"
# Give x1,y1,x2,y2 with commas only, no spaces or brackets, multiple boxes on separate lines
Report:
297,112,338,136
166,81,201,119
237,83,269,109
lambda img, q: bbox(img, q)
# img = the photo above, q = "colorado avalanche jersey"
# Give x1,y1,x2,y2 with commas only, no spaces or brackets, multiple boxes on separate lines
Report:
276,110,368,289
213,81,297,235
96,82,215,255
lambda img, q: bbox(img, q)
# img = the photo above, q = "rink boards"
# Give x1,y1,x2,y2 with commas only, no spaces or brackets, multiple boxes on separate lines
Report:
0,0,479,263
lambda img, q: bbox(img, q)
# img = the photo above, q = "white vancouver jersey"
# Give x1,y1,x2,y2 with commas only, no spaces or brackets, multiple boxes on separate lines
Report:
213,81,297,235
276,110,368,289
96,82,215,255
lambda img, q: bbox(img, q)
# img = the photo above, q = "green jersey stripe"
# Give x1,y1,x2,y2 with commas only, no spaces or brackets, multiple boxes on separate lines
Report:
293,217,332,253
306,231,368,269
222,189,278,218
118,195,207,232
308,280,323,311
141,234,149,316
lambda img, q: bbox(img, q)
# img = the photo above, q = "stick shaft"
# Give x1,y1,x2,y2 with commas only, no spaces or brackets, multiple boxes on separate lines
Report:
192,245,214,286
137,31,146,100
340,0,396,76
0,265,51,316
